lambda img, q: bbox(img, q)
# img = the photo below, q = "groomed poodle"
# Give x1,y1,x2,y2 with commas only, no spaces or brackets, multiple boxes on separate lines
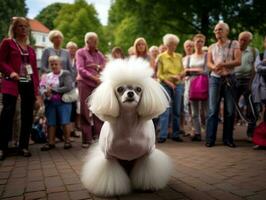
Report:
81,58,172,197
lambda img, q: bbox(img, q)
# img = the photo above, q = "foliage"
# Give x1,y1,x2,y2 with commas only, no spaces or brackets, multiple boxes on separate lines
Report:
35,3,66,30
54,0,107,52
0,0,27,40
107,0,266,52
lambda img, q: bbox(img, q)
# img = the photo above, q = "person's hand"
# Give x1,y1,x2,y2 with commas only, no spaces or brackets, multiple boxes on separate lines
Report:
170,74,181,81
92,75,101,85
164,80,175,90
44,87,52,97
87,64,101,71
10,72,19,81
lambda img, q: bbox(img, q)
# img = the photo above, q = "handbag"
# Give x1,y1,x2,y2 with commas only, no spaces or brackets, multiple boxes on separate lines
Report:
189,75,209,101
62,88,78,103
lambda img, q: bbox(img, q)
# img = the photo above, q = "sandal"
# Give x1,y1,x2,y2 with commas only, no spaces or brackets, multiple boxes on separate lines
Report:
41,143,55,151
64,142,72,149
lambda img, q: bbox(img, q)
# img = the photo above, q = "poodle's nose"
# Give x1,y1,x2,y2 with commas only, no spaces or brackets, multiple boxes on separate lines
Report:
127,91,134,98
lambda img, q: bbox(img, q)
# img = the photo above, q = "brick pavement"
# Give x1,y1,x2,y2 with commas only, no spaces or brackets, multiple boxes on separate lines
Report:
0,124,266,200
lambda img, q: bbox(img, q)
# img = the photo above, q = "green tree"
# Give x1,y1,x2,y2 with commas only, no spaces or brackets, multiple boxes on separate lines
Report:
107,0,266,51
0,0,27,40
35,3,66,30
54,0,107,52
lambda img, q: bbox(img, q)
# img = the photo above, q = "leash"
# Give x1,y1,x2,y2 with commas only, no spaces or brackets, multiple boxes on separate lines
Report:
224,77,257,124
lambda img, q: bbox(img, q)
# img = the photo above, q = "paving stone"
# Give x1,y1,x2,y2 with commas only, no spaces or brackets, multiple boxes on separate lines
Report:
0,124,265,200
45,177,64,188
66,184,86,192
48,191,70,200
69,190,91,200
46,186,66,193
26,181,45,192
24,191,46,200
2,196,24,200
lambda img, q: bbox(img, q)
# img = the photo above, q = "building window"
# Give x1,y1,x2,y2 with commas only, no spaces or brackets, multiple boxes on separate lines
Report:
42,36,46,42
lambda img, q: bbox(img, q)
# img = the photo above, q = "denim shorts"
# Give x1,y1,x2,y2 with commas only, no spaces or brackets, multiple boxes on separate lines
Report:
45,100,72,126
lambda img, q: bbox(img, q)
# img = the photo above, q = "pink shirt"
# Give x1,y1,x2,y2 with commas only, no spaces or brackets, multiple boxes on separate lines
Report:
76,47,105,87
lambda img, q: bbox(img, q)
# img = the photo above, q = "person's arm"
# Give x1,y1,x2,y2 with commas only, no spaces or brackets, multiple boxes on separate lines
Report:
0,39,17,77
52,71,73,94
66,52,76,80
40,48,50,73
207,47,216,71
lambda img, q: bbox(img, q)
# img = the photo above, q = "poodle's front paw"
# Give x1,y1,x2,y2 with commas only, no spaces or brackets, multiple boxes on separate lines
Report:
130,149,173,191
81,146,131,197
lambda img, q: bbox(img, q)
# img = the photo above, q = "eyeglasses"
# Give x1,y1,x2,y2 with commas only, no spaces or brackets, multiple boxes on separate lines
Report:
214,28,223,33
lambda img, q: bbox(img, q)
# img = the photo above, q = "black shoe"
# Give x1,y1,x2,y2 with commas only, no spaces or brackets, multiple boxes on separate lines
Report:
205,142,214,147
224,142,236,148
0,150,5,161
19,149,32,157
157,138,166,143
191,134,201,141
172,137,183,142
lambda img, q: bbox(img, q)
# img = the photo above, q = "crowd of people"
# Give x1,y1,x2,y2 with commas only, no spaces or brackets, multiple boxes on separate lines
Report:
0,17,265,161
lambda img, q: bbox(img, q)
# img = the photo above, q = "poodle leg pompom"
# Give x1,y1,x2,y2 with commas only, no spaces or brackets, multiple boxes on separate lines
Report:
81,145,131,197
130,149,173,191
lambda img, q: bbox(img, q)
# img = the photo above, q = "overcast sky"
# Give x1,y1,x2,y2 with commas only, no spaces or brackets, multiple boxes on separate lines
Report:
25,0,111,25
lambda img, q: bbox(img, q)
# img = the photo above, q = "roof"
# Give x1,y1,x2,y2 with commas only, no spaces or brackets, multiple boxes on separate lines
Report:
28,19,50,33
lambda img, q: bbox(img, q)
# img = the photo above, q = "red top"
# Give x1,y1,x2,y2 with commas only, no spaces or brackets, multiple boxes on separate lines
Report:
0,38,39,97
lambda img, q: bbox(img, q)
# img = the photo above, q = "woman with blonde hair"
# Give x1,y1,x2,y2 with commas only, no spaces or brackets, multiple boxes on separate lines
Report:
0,17,41,160
132,37,150,61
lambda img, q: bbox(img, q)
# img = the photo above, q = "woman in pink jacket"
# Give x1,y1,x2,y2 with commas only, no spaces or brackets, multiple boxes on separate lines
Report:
0,17,40,160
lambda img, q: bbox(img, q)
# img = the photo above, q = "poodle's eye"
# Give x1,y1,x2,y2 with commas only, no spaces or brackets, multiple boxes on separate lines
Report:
135,87,142,93
117,86,124,93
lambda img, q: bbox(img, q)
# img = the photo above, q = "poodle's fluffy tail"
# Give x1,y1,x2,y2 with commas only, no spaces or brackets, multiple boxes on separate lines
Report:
81,145,131,197
130,149,173,191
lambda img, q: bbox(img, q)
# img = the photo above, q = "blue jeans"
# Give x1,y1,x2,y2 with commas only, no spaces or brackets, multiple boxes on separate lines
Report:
206,76,235,144
159,83,184,139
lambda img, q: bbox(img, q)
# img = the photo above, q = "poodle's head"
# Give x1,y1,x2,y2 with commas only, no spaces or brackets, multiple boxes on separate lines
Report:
114,84,142,110
88,58,169,122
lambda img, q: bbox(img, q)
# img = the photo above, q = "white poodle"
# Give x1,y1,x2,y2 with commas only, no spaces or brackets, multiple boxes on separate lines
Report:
81,58,172,197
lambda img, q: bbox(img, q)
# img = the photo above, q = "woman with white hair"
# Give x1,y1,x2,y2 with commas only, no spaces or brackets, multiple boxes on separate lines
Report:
149,45,159,72
76,32,105,148
157,33,185,143
40,56,74,150
41,30,75,79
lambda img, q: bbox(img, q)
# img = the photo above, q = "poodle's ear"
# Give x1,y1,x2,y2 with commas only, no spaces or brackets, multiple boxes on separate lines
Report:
88,81,119,122
137,79,169,121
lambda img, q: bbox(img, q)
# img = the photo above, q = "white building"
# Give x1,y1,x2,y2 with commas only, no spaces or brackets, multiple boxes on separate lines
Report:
29,19,52,68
